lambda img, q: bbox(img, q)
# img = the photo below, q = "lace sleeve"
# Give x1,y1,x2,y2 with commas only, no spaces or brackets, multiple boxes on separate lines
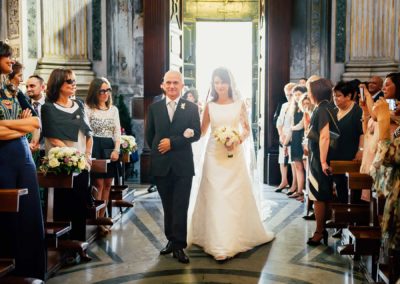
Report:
113,106,121,143
239,101,250,142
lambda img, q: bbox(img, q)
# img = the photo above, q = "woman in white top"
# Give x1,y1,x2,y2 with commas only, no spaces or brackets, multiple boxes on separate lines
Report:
85,78,121,234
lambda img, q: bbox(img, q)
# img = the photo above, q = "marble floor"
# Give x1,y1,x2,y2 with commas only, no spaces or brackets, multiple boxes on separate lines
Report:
47,185,365,284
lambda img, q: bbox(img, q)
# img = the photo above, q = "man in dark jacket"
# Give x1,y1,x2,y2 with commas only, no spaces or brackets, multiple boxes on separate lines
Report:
145,70,201,263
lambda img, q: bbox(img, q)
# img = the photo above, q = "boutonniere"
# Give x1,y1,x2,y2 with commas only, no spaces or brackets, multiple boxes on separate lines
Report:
181,103,186,110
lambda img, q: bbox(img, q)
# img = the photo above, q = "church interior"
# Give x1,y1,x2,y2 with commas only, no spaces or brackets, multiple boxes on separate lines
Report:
1,0,400,283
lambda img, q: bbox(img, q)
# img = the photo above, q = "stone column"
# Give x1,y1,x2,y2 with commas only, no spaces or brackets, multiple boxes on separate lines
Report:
342,0,400,80
35,0,95,96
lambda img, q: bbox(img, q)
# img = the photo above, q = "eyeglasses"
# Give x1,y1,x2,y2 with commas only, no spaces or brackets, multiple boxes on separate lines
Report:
65,79,76,85
98,88,112,95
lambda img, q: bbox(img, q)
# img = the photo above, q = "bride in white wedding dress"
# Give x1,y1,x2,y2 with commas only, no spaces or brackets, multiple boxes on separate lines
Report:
188,67,274,262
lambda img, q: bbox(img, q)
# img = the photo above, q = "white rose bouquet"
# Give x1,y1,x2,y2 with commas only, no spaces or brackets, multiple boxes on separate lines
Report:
213,126,241,158
120,135,137,153
39,146,86,175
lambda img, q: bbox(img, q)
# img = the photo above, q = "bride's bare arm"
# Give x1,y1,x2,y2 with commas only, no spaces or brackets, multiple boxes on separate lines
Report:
201,103,210,136
239,102,250,143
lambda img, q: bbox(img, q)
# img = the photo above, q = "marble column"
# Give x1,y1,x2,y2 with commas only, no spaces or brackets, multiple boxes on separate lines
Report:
342,0,400,80
35,0,95,96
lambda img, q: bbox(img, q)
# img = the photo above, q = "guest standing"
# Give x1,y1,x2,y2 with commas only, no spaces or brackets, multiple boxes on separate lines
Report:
307,78,336,246
41,68,93,242
85,77,121,234
0,41,46,280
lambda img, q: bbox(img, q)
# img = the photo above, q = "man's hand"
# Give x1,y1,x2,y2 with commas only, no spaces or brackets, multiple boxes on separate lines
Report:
158,138,171,154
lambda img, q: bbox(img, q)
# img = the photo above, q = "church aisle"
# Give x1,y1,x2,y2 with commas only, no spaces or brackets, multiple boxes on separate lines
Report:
47,186,364,284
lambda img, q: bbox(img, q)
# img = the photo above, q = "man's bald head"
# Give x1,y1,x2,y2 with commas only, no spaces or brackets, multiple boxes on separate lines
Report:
368,76,383,94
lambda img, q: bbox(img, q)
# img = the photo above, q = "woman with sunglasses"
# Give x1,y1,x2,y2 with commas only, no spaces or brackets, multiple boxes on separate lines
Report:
41,68,93,244
0,41,46,280
85,77,121,235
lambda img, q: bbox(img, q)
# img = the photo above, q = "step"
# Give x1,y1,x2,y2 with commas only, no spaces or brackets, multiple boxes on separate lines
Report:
338,244,355,255
111,200,134,208
0,258,14,278
86,217,113,226
110,185,129,200
45,222,72,248
87,200,107,219
331,204,370,224
348,226,381,255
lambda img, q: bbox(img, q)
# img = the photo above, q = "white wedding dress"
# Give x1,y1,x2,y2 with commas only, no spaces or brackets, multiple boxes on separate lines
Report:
188,100,274,260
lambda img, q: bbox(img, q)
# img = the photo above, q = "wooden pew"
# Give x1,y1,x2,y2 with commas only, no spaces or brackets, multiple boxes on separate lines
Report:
0,189,44,283
0,189,27,279
37,173,90,274
336,172,381,280
87,159,110,229
326,161,370,229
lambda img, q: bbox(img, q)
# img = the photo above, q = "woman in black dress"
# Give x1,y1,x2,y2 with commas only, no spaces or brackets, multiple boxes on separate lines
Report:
332,81,364,204
307,78,337,246
0,41,46,280
288,85,307,202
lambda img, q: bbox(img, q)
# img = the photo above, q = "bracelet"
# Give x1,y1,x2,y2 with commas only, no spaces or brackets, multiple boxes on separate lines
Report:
113,149,120,154
85,152,92,156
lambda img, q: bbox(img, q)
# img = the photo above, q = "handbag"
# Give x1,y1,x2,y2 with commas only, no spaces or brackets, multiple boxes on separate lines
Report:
306,108,340,150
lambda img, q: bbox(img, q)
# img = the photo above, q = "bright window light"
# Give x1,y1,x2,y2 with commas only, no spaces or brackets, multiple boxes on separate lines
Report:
196,22,253,103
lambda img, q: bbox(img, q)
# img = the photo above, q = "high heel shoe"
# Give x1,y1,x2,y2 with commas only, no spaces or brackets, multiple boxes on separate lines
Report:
307,230,328,246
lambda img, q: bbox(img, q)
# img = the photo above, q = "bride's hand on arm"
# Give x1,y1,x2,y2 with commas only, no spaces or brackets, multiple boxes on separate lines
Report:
200,103,210,136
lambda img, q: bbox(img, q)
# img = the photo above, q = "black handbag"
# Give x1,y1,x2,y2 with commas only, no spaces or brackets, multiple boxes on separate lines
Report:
306,108,340,150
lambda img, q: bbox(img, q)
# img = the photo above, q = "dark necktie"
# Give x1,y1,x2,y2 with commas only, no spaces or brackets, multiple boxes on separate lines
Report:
32,101,40,116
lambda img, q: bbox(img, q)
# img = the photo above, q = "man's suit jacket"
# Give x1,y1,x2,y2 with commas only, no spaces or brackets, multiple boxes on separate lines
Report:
145,98,201,177
373,91,384,102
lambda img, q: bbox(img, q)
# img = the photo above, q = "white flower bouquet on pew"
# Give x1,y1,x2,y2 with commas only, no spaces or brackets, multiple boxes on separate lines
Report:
213,126,241,158
120,135,137,153
39,146,86,175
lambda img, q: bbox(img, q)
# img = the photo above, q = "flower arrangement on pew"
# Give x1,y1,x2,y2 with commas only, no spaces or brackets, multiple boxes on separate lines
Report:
120,135,137,154
39,146,86,175
213,126,241,158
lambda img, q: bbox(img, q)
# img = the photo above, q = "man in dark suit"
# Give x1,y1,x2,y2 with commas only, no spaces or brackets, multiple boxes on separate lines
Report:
145,70,201,263
368,75,384,102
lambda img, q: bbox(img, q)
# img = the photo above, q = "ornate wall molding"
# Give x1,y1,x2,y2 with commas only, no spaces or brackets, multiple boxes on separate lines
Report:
342,0,400,80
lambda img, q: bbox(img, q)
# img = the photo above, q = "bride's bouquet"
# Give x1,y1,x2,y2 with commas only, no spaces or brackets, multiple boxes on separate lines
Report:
213,126,241,158
39,146,86,175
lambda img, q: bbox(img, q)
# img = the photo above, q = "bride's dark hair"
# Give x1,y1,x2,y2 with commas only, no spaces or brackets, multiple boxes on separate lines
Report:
210,67,233,102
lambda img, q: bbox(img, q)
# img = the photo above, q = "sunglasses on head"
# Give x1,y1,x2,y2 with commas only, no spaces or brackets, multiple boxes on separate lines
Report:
98,88,112,95
65,79,76,85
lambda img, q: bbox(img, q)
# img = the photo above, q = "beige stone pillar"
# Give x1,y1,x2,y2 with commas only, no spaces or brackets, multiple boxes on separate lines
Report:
342,0,400,80
36,0,95,96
